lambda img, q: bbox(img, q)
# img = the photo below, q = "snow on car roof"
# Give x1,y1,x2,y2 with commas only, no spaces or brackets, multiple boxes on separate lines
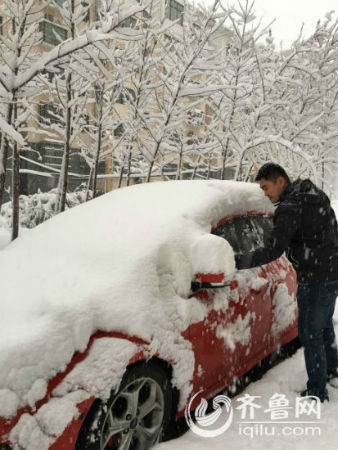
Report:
0,180,272,419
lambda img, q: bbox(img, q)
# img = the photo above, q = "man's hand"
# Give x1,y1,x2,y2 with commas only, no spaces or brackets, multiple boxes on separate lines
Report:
235,253,253,270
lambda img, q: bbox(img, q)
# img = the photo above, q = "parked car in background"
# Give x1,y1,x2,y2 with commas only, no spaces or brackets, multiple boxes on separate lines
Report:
0,180,297,450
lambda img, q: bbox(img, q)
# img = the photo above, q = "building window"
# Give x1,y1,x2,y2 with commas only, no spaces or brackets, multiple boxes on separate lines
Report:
114,124,125,137
182,162,193,180
39,103,63,126
225,44,239,56
41,67,65,83
45,13,54,22
20,141,93,195
43,141,64,170
119,16,137,28
39,20,67,46
116,88,137,104
165,0,184,26
116,92,125,105
163,162,178,180
81,2,90,22
81,113,90,132
19,143,57,194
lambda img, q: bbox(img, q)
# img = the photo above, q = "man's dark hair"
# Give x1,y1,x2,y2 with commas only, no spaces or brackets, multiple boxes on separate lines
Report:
255,163,291,184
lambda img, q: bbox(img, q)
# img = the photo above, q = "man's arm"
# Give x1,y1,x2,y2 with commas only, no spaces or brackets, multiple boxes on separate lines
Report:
235,203,299,270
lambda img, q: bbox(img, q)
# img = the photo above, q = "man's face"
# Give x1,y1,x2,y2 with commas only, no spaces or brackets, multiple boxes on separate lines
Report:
259,176,287,204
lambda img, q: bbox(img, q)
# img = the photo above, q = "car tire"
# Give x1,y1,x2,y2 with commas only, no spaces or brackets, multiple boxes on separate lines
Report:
77,362,173,450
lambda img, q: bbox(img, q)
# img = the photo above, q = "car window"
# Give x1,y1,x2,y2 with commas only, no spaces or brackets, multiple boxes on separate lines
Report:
212,215,273,256
212,218,241,253
249,215,273,248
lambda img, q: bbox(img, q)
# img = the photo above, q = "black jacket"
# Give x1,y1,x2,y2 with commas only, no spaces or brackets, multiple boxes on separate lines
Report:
241,179,338,283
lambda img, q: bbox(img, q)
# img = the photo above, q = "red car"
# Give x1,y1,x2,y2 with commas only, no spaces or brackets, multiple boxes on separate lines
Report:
0,180,297,450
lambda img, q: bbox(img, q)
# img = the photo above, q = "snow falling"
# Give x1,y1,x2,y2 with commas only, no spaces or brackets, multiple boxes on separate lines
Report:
0,0,338,449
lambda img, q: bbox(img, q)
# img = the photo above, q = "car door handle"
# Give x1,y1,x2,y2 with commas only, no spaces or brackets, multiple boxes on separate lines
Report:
250,288,262,294
250,278,269,295
250,283,269,295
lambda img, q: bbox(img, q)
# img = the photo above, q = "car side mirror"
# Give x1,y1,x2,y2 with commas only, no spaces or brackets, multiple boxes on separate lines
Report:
191,272,229,292
190,234,236,294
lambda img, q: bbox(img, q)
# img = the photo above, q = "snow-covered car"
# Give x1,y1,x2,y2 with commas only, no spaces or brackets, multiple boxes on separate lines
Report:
0,180,297,450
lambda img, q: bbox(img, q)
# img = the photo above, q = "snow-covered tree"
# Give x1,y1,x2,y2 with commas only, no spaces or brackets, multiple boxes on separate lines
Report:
203,1,337,188
0,0,46,238
46,0,94,212
107,0,227,184
80,51,128,198
0,0,147,237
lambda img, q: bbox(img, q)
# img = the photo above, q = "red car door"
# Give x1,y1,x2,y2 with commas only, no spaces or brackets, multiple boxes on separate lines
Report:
247,215,298,348
211,215,274,376
185,214,275,392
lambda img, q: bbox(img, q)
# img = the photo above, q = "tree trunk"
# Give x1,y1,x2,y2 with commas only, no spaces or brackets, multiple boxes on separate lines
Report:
244,163,253,182
126,148,132,187
192,154,202,180
0,103,14,209
92,83,104,197
57,0,75,212
118,160,124,188
86,167,93,201
207,152,211,179
177,143,183,180
58,73,72,213
11,137,20,239
92,122,102,197
146,153,156,183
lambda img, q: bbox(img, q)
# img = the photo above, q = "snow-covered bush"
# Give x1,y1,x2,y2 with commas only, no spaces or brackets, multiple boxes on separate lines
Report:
0,188,91,229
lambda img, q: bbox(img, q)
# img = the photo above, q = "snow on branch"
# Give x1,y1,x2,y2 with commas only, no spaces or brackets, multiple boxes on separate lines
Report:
11,3,148,91
0,117,25,146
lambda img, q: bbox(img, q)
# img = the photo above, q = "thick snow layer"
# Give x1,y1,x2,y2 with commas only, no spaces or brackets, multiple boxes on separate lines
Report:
26,379,47,409
9,391,90,450
53,338,139,399
189,234,235,277
0,389,20,417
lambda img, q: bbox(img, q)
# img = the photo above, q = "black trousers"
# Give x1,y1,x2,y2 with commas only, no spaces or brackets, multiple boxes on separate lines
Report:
297,280,338,392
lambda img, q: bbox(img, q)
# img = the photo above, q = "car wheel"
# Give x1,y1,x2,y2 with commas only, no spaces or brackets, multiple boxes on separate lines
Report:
78,363,173,450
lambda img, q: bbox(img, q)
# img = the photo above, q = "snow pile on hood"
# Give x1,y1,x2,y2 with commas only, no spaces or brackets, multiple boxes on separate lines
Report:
0,180,272,419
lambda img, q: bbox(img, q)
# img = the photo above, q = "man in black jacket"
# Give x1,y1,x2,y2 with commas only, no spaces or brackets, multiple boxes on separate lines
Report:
236,163,338,402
